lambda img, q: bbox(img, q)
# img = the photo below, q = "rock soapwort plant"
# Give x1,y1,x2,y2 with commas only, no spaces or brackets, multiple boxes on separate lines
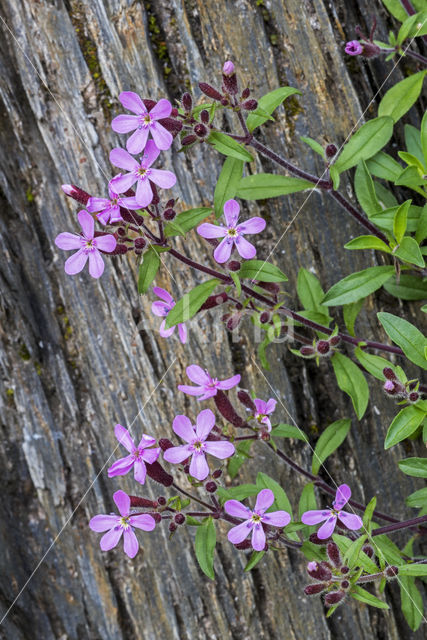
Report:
55,1,427,630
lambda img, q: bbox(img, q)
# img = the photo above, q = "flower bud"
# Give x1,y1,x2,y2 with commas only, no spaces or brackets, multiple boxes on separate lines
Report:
174,513,186,525
157,496,166,506
222,60,235,75
340,566,350,574
235,539,252,550
304,583,327,596
171,107,179,117
330,336,341,347
316,340,330,355
129,496,158,508
408,392,420,403
327,542,342,568
214,390,245,427
309,532,325,545
260,311,270,324
151,512,162,523
159,438,174,451
146,461,173,487
300,346,315,356
120,208,144,225
166,199,175,209
134,237,147,249
307,561,332,581
340,580,350,590
194,123,208,138
199,292,229,311
117,227,127,237
324,590,345,606
325,144,338,158
111,244,128,255
220,98,229,106
212,469,222,479
200,109,210,124
385,565,399,578
241,88,250,99
360,42,381,59
169,522,177,533
227,260,241,271
183,464,190,474
61,184,90,205
222,66,238,95
258,281,280,294
135,248,143,256
182,134,198,146
383,367,396,380
157,117,183,136
205,481,217,493
163,208,176,221
226,313,242,331
237,390,256,412
242,99,258,111
199,82,223,101
182,92,193,112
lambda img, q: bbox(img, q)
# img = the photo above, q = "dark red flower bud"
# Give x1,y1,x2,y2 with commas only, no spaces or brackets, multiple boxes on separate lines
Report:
135,248,143,256
151,512,162,523
362,544,374,558
163,208,176,221
325,144,337,158
171,107,179,117
212,469,222,479
182,134,198,146
166,199,175,208
409,392,419,403
111,244,128,255
330,336,341,347
61,184,91,205
199,82,223,101
309,532,326,545
134,237,147,249
316,340,330,355
120,208,145,225
327,542,342,568
194,123,208,138
304,583,327,596
199,292,229,311
383,367,396,380
220,98,229,106
222,72,238,95
341,566,350,574
260,311,270,324
205,481,217,493
200,109,210,124
183,464,190,474
235,539,252,550
146,461,173,487
226,314,242,331
385,565,399,578
214,390,245,427
241,88,250,99
174,513,186,525
117,227,127,236
227,260,241,271
151,184,160,205
159,438,174,452
258,281,280,295
182,92,193,112
241,99,258,111
157,496,166,505
169,522,177,533
341,580,350,590
361,42,381,59
129,496,158,508
300,346,315,356
237,390,256,412
307,561,332,581
143,99,156,111
157,117,183,136
325,591,345,606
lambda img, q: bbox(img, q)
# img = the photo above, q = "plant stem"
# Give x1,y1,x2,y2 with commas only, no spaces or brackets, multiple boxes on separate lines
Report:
371,514,427,536
357,571,384,583
172,482,214,510
405,48,427,65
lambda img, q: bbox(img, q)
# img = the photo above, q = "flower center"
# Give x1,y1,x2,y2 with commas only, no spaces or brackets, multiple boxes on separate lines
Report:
255,413,265,423
83,239,96,253
192,440,204,452
111,198,118,206
119,516,130,529
227,227,238,238
133,448,142,460
251,513,262,524
207,377,219,389
138,114,152,129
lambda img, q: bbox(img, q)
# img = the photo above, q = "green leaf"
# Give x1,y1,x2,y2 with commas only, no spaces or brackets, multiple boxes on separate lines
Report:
397,11,427,43
378,71,427,123
366,151,402,181
229,270,241,297
227,440,254,479
399,576,423,631
395,236,425,268
383,274,427,301
354,347,395,381
246,86,301,132
164,207,212,237
343,299,364,337
213,157,244,218
271,423,308,442
377,312,427,370
398,457,427,478
298,483,317,536
195,516,216,580
406,486,427,509
354,161,382,217
421,111,427,168
236,174,313,200
301,541,327,562
362,496,377,532
351,586,389,610
333,117,394,174
297,268,330,318
373,533,404,565
216,483,258,504
137,247,161,294
404,124,425,165
300,136,324,157
208,131,254,162
332,534,379,573
344,235,391,253
415,204,427,243
344,534,367,568
380,0,408,22
331,353,369,419
322,266,395,306
374,182,398,208
244,550,265,571
393,199,411,243
398,151,425,173
395,165,427,188
256,472,293,516
398,564,427,577
384,405,426,448
165,279,219,328
238,259,288,282
311,419,351,474
370,204,422,233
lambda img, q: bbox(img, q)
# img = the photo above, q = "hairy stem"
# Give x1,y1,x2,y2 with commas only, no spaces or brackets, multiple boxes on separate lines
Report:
372,514,427,536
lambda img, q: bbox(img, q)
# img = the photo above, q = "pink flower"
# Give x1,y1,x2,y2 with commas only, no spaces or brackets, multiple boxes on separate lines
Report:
178,365,241,401
89,490,155,558
87,180,142,225
151,287,187,344
111,92,173,154
163,409,235,480
301,484,363,540
253,398,277,431
225,489,291,551
108,424,160,484
110,141,176,207
197,199,266,263
345,40,363,56
55,210,117,278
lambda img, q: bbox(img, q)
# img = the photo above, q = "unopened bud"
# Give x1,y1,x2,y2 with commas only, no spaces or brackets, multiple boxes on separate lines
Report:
242,99,258,111
61,184,91,205
111,244,128,255
182,134,198,146
194,123,208,138
205,481,217,493
260,311,270,324
307,561,332,581
174,513,186,525
157,116,183,136
146,461,173,487
159,438,174,452
324,590,345,606
200,109,210,124
341,580,350,590
226,314,241,331
362,544,374,558
166,199,175,209
325,144,337,159
220,98,229,106
212,469,222,479
361,42,381,59
383,367,396,380
385,565,399,578
300,346,315,356
183,464,190,474
129,496,158,508
157,496,166,506
327,542,342,568
171,107,179,118
241,88,250,99
316,340,330,355
258,281,280,294
214,390,245,427
222,60,235,75
408,392,420,403
304,583,327,596
235,539,252,550
163,208,176,221
199,82,223,101
238,390,256,412
169,522,177,533
134,237,147,249
309,532,325,545
340,566,350,574
151,512,162,523
227,260,241,271
330,336,340,347
182,92,193,112
199,292,229,311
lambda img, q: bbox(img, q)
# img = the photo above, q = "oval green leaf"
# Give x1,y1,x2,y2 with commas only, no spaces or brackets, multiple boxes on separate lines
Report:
311,418,351,474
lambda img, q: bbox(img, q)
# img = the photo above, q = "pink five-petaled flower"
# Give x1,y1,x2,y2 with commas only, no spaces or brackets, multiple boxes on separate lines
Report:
86,179,142,225
197,199,266,264
225,488,291,551
301,484,363,539
55,210,117,278
89,490,155,558
151,287,187,344
163,409,235,480
345,40,363,56
253,398,277,431
111,92,173,154
178,365,241,401
108,424,161,484
109,140,176,208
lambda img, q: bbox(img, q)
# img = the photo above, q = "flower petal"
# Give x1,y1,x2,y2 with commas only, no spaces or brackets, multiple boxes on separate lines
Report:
301,510,330,525
163,444,192,464
254,489,274,514
265,399,277,414
87,197,110,213
159,319,175,338
133,459,147,484
149,169,176,189
153,287,174,304
111,114,140,133
100,526,123,551
149,98,172,120
197,223,227,239
195,408,215,440
178,323,187,344
89,514,120,532
262,510,291,527
118,196,143,210
114,424,135,452
110,148,139,172
88,250,105,279
138,434,157,449
236,217,266,235
126,127,149,155
141,447,160,465
177,384,205,396
338,510,363,531
109,172,136,194
204,440,235,460
253,398,267,415
223,199,240,227
224,500,252,520
186,365,210,385
123,528,139,558
130,514,156,531
113,490,130,517
172,415,196,443
150,122,173,150
333,484,352,510
198,389,218,401
78,210,94,239
227,520,252,545
95,234,117,253
119,91,146,115
251,524,266,551
235,236,256,260
55,232,82,250
317,516,337,540
142,139,161,167
135,178,153,207
151,301,170,317
64,249,88,275
189,452,209,480
213,238,233,263
217,374,241,390
108,455,135,477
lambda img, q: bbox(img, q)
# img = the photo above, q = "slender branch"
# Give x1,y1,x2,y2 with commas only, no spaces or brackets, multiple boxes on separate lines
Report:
329,191,388,243
172,482,214,510
372,514,427,536
357,571,384,583
405,48,427,64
